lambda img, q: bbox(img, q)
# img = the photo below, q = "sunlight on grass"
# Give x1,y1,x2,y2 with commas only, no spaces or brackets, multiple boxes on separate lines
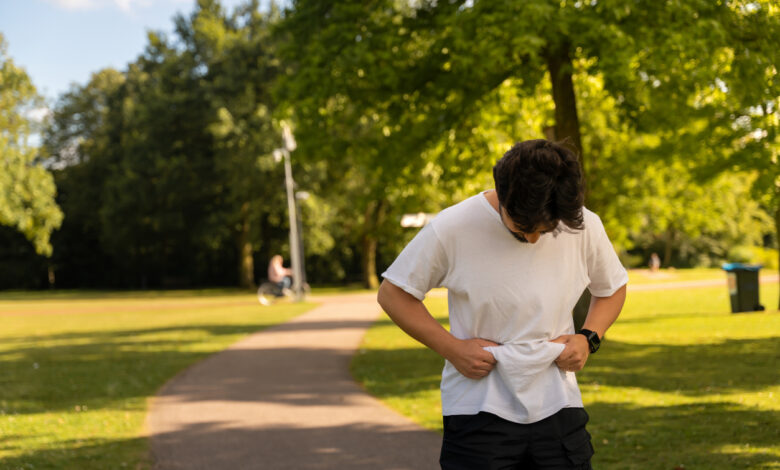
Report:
627,267,726,284
0,292,314,469
352,279,780,469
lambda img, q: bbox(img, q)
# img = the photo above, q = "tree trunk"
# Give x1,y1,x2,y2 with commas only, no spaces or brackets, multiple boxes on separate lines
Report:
237,201,255,289
362,234,379,289
361,199,387,289
546,41,592,324
545,41,585,197
663,227,675,267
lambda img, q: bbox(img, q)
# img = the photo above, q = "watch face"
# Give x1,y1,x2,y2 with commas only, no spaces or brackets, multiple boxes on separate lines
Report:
581,329,599,353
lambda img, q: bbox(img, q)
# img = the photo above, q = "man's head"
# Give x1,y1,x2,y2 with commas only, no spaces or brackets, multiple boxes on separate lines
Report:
493,139,584,242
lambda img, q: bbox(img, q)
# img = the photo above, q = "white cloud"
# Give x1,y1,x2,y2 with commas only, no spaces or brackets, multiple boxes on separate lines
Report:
26,106,52,123
46,0,99,10
46,0,154,13
114,0,153,13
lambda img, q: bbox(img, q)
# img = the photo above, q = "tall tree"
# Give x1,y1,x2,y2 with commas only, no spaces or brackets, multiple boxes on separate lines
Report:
278,0,779,289
0,34,63,257
44,0,297,289
43,68,126,287
181,0,287,288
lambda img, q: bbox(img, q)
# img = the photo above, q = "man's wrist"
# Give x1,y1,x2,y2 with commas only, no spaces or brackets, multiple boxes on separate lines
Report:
436,335,462,361
577,329,600,353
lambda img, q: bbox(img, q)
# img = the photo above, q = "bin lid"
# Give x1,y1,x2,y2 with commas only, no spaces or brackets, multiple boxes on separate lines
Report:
722,263,762,272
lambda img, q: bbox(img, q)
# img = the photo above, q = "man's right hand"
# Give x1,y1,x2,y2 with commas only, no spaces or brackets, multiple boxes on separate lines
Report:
445,338,499,379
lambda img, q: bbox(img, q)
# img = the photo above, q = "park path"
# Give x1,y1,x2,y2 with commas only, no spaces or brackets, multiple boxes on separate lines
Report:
145,292,441,470
627,273,779,291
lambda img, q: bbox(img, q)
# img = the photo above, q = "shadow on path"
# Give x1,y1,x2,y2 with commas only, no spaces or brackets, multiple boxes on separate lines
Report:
151,421,439,470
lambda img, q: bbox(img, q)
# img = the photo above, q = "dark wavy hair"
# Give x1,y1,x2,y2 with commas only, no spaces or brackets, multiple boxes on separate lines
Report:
493,139,584,233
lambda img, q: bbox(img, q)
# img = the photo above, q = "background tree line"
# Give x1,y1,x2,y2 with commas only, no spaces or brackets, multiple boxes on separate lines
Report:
1,0,777,305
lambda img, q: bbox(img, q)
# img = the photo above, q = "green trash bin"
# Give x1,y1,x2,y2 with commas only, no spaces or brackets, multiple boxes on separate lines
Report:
722,263,765,313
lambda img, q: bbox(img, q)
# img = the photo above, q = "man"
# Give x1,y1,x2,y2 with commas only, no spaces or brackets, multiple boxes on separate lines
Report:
377,139,628,469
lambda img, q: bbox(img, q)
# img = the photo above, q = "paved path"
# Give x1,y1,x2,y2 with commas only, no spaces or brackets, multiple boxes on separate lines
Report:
146,292,441,470
628,273,779,291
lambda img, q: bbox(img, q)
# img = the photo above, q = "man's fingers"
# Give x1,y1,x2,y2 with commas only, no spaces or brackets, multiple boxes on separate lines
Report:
481,352,497,365
550,334,574,344
475,357,496,368
475,346,497,365
556,347,573,360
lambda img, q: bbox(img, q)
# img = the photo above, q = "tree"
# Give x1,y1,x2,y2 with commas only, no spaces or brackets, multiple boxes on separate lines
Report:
0,33,63,257
181,0,288,288
43,68,126,287
42,0,304,289
278,0,779,291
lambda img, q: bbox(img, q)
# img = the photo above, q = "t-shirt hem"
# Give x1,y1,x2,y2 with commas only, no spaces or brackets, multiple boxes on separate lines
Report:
442,400,583,425
588,272,629,297
588,279,628,297
380,272,426,301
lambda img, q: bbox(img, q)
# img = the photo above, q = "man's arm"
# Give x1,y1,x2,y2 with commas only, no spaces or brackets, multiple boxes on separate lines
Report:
551,284,627,372
377,280,498,379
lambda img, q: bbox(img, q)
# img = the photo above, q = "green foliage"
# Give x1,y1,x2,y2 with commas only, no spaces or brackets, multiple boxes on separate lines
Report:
9,0,776,290
42,1,294,288
0,34,63,257
730,246,780,270
277,0,780,286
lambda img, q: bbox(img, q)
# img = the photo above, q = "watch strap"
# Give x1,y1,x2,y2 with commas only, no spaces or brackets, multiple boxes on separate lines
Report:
577,329,600,353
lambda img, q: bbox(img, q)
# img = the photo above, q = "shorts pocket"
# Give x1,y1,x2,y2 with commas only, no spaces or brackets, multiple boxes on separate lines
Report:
562,428,594,466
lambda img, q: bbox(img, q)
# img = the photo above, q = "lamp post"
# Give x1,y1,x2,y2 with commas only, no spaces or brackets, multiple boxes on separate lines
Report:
273,123,305,301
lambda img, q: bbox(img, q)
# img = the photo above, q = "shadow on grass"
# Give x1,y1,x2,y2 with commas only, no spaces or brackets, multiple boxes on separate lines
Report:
1,319,379,414
0,435,149,470
586,401,780,469
582,337,780,395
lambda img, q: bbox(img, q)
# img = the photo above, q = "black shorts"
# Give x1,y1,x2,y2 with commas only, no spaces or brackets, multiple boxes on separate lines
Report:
440,407,594,470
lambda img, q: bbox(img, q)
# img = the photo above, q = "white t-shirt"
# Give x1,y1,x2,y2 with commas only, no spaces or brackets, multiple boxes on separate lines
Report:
381,192,628,424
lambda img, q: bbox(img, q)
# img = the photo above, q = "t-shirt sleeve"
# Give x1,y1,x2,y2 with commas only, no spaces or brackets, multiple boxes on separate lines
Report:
585,213,629,297
381,223,448,301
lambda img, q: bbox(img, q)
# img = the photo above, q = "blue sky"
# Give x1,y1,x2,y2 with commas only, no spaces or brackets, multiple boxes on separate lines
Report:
0,0,255,102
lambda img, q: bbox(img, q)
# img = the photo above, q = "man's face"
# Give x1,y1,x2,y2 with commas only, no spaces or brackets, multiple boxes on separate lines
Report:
498,205,556,244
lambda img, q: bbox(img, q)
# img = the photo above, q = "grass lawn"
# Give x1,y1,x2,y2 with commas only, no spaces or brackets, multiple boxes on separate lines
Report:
0,290,314,469
352,278,780,469
628,268,726,284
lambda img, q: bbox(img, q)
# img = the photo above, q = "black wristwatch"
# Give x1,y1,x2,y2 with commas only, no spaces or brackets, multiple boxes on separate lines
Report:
577,329,601,353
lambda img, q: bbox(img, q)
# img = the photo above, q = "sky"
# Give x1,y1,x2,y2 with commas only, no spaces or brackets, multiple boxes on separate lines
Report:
0,0,256,103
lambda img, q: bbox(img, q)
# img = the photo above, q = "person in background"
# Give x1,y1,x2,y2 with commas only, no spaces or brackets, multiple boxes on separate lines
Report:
649,252,661,272
268,255,293,291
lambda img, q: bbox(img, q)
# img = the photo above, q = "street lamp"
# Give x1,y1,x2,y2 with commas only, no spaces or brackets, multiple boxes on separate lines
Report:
273,123,305,301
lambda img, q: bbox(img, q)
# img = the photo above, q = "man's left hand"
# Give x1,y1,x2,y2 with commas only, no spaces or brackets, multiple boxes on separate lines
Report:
550,334,589,372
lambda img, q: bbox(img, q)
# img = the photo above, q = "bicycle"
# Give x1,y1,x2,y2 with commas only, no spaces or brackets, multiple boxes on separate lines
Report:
257,279,310,305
